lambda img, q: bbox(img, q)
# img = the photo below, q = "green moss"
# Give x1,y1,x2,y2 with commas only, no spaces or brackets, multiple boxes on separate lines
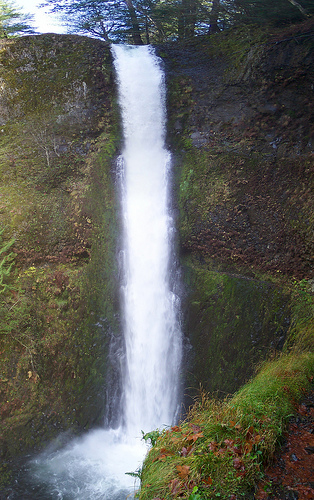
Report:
182,259,291,399
178,149,231,242
0,34,120,482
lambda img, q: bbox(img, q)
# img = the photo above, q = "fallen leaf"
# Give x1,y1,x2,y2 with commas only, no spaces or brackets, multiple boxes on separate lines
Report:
224,438,234,448
190,424,201,433
209,442,218,452
181,446,194,457
169,478,182,496
233,457,244,469
253,434,261,445
171,425,182,432
203,476,213,486
176,465,190,479
244,441,253,454
186,431,204,442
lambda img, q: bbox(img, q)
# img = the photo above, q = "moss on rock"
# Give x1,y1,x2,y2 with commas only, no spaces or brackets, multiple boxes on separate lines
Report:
0,34,120,485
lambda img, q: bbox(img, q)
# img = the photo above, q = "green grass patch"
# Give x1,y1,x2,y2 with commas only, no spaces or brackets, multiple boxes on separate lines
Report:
139,351,314,499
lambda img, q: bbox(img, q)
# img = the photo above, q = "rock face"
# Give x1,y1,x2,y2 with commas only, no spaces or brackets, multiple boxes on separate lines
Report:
159,20,314,402
0,34,121,480
0,22,313,490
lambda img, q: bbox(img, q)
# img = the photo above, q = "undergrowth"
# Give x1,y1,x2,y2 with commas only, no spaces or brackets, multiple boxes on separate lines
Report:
138,350,314,499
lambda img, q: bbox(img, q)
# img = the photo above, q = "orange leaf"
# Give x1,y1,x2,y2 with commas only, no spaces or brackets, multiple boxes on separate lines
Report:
176,465,190,479
244,441,253,454
203,476,213,486
171,425,182,432
253,434,261,445
208,442,218,452
186,431,204,442
170,436,182,444
246,426,255,439
160,447,173,454
153,447,174,462
214,448,225,457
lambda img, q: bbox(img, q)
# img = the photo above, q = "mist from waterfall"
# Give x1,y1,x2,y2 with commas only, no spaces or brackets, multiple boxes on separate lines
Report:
12,45,182,500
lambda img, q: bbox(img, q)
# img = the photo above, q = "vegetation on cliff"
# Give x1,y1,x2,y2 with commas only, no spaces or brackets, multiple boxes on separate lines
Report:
0,34,119,485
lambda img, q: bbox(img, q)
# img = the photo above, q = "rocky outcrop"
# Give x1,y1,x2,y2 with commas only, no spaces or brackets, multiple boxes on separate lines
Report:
0,34,120,483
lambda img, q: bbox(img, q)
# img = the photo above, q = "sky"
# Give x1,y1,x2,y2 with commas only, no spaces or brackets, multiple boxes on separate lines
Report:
17,0,65,34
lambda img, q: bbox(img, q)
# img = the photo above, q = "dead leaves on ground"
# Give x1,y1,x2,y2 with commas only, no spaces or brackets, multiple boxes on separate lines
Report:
152,421,264,497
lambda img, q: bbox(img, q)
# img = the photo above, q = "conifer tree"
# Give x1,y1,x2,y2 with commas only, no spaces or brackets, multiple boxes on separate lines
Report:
0,0,35,37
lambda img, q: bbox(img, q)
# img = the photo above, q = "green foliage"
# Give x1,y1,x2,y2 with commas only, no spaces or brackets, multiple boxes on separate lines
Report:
42,0,314,43
0,0,35,37
139,352,314,499
125,468,142,480
189,486,202,499
226,0,313,26
0,228,15,295
142,429,161,446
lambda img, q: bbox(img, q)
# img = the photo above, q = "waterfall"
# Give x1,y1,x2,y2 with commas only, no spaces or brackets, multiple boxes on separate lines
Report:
113,45,182,436
15,45,181,500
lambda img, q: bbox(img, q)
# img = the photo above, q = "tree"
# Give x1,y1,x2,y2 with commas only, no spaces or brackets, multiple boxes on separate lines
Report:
0,0,35,37
228,0,313,26
43,0,314,43
178,0,198,40
124,0,143,43
43,0,144,43
209,0,221,33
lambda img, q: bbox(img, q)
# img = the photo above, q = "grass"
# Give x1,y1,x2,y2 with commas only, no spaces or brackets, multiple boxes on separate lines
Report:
139,350,314,499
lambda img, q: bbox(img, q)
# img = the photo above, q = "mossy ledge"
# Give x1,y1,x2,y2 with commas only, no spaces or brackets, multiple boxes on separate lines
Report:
0,34,120,486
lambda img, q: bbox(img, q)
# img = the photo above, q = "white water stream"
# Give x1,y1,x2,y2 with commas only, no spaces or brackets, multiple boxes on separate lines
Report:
17,46,182,499
115,44,182,436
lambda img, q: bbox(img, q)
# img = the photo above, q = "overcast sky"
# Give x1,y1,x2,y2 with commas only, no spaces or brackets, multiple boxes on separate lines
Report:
18,0,65,34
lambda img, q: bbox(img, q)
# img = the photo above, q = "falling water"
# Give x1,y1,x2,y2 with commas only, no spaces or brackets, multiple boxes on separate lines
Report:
11,45,181,500
114,44,182,436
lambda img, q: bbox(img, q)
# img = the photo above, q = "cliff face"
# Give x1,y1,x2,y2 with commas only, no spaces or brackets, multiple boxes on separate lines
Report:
0,34,121,479
0,22,313,490
160,20,314,401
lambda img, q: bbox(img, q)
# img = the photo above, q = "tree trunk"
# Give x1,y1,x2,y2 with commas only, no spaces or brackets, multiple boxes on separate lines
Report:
178,0,198,41
209,0,220,33
124,0,144,45
99,18,110,42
